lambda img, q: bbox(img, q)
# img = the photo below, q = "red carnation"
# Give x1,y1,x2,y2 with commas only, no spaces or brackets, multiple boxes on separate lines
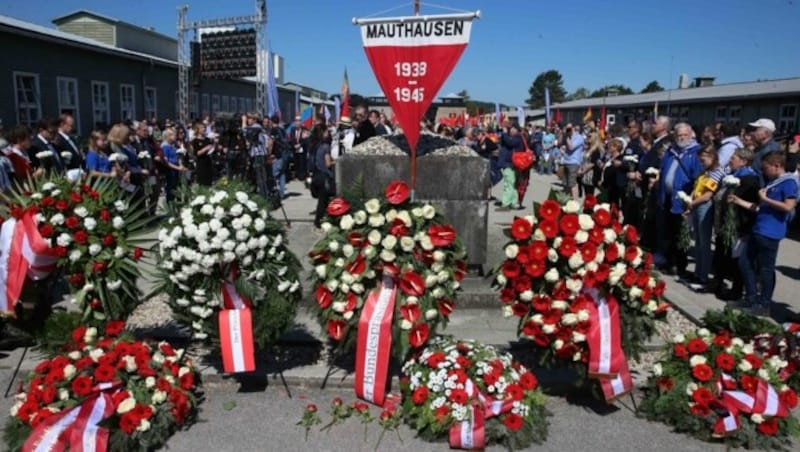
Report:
40,196,55,207
73,230,88,245
65,216,79,229
531,295,551,313
427,352,446,369
625,226,639,245
438,299,454,317
119,413,139,435
624,245,639,263
71,375,93,397
326,198,351,216
690,403,711,417
412,386,429,405
673,343,689,360
584,195,597,210
580,242,598,263
757,418,779,436
179,372,194,390
715,353,736,372
55,200,69,211
780,389,798,408
505,383,524,401
94,364,116,382
500,287,516,304
622,268,638,287
409,323,430,348
510,217,533,241
524,260,546,278
713,332,732,348
105,320,125,337
593,209,611,227
68,273,84,286
428,224,457,247
691,363,713,382
687,338,708,354
434,406,450,424
530,241,548,260
384,180,410,205
538,200,561,221
102,234,115,247
744,353,762,370
398,271,425,296
70,192,83,203
38,224,54,238
133,247,144,261
539,220,558,239
692,387,714,405
520,372,538,390
449,388,469,404
657,377,674,392
559,214,579,236
71,326,87,343
740,374,759,394
511,303,529,317
503,413,524,431
99,209,111,222
513,275,532,293
654,280,666,297
604,243,619,262
502,261,521,279
93,261,107,273
588,227,604,245
557,236,577,258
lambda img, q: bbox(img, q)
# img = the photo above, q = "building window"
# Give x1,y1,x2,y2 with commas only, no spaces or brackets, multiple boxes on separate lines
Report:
211,95,220,115
91,81,110,127
778,104,797,133
120,84,136,121
728,106,741,126
13,72,41,126
221,95,229,113
144,87,157,120
190,93,199,120
201,94,210,116
715,106,728,122
56,77,80,129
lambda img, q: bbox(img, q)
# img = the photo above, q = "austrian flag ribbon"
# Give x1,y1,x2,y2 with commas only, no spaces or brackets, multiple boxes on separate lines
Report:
713,373,789,436
355,275,397,406
0,212,60,314
449,379,515,449
218,274,256,373
584,290,633,401
23,383,120,452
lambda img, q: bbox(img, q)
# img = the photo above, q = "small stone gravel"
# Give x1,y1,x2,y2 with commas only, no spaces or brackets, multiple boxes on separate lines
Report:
125,293,174,330
629,308,698,384
349,132,477,157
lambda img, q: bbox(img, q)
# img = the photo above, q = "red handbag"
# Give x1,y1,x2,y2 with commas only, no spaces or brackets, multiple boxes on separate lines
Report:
512,135,535,170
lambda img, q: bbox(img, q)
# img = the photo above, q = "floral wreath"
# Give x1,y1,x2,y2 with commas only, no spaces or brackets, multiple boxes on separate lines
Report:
493,193,668,401
400,337,549,450
309,180,467,360
0,176,149,324
4,321,200,452
154,181,302,365
639,327,800,450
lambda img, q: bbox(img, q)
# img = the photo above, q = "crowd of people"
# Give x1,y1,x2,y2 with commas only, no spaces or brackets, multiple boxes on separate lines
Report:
464,115,799,318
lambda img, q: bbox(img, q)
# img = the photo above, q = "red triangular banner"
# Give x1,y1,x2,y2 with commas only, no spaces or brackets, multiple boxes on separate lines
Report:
359,18,474,153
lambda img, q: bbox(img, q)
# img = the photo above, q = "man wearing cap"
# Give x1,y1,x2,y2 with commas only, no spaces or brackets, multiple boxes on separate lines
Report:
749,118,780,176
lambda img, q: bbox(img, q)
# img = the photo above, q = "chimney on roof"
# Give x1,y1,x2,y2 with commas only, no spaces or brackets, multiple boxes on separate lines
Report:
693,76,716,87
678,73,690,89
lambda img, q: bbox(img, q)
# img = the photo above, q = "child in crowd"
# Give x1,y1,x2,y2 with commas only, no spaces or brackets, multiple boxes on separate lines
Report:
729,151,798,316
684,145,721,291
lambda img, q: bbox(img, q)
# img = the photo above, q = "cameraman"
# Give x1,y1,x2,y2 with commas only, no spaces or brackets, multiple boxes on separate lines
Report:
242,112,270,199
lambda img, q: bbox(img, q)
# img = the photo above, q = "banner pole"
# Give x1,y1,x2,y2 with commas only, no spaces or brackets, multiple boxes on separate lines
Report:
411,0,418,202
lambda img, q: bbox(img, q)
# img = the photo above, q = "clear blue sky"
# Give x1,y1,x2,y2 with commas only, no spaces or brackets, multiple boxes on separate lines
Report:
2,0,799,105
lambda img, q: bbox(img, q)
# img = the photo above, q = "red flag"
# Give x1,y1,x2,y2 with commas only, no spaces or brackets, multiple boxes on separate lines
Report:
358,16,475,153
554,108,562,125
341,68,350,118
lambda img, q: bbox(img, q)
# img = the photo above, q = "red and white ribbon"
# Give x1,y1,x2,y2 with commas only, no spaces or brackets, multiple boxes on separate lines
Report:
0,213,59,314
448,379,516,449
218,269,256,373
355,275,397,406
23,383,119,452
585,290,633,401
713,373,789,436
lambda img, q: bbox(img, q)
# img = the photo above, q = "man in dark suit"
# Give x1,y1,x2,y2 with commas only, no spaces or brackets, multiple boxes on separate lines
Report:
53,114,83,170
353,105,376,147
28,118,65,173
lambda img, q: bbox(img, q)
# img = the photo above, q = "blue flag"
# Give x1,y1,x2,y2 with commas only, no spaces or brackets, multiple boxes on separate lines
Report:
334,97,341,123
266,45,280,118
545,87,551,125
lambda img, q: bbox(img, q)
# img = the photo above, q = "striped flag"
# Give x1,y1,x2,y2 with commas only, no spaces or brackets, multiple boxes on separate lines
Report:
266,44,280,119
341,68,350,118
324,105,331,123
494,102,501,129
517,106,526,128
583,107,593,123
334,97,341,124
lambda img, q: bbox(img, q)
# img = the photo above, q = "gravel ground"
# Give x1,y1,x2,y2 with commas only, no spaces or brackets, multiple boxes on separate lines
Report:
349,132,477,157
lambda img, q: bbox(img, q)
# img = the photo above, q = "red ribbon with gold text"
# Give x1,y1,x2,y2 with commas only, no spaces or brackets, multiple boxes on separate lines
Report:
584,290,633,402
712,373,789,436
23,382,120,452
449,378,516,449
218,269,256,373
354,275,397,406
0,212,60,313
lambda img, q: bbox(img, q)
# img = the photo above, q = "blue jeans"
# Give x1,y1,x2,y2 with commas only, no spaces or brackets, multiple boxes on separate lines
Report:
739,233,780,307
691,201,714,283
272,156,286,198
